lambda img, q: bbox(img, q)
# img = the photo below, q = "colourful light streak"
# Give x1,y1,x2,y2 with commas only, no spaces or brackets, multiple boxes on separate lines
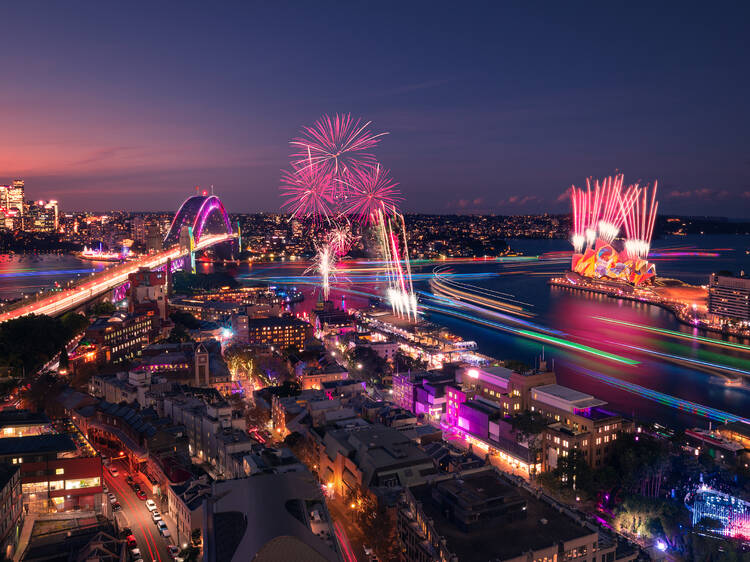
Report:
593,316,750,352
569,363,750,424
615,343,750,377
422,302,638,365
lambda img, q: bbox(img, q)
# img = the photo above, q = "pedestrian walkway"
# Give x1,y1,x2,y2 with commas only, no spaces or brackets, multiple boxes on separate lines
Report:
13,510,98,562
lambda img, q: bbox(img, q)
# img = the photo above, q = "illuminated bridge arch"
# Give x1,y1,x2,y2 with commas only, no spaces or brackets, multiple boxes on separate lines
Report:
164,195,233,246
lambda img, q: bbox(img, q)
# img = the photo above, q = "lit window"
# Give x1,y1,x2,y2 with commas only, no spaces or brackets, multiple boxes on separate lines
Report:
56,468,65,475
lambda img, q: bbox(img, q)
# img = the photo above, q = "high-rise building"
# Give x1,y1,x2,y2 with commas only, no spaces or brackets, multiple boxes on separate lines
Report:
7,180,25,215
132,215,147,244
709,272,750,323
26,200,59,232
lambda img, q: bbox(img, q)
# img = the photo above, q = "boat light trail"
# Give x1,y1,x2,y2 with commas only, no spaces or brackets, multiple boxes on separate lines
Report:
593,316,750,352
615,343,750,377
567,363,750,425
423,302,638,365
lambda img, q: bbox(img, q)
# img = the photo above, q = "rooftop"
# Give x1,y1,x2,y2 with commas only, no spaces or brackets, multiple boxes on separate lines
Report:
532,384,607,410
0,433,77,456
408,469,595,561
0,409,50,428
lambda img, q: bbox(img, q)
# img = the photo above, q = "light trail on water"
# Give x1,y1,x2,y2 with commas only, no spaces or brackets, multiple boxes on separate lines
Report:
422,302,639,365
593,316,750,352
564,363,750,425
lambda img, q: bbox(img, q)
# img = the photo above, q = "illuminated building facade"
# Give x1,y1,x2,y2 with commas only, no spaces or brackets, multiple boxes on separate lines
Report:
244,316,311,351
26,199,59,232
0,433,102,514
0,464,22,560
709,273,750,323
85,312,157,362
529,384,630,469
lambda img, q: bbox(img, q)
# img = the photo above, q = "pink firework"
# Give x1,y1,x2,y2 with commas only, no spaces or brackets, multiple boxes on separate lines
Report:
279,163,336,222
290,113,387,178
621,181,658,260
340,164,401,225
570,185,589,253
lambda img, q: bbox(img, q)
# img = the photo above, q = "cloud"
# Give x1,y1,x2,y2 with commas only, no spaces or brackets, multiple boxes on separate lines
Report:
498,195,541,207
557,189,572,202
667,188,729,199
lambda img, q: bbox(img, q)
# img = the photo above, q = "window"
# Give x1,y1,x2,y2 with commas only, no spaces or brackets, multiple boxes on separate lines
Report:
55,468,65,475
65,477,101,490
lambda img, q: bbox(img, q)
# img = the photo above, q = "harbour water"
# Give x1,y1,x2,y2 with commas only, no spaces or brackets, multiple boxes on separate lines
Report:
2,234,748,428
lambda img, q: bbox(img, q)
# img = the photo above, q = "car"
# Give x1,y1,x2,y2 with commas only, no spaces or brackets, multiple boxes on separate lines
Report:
108,466,119,477
108,493,117,503
102,457,110,466
103,485,108,494
167,545,180,558
130,547,142,560
126,476,134,485
112,502,121,511
145,499,157,511
136,489,147,500
157,521,170,537
133,483,141,492
151,510,161,522
119,527,132,539
126,534,137,548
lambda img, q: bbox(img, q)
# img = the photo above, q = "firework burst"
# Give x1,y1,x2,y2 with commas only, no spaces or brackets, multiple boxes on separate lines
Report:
290,113,387,178
326,223,357,257
280,163,335,222
339,164,401,225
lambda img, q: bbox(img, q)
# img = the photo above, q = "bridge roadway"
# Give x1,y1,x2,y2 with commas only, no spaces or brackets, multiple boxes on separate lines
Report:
0,233,235,322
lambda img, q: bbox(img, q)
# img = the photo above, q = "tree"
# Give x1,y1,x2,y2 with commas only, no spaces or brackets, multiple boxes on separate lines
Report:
346,346,388,382
89,300,115,316
392,350,427,374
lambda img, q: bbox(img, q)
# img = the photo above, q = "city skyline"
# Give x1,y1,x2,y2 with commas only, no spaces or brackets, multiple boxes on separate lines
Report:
1,3,749,216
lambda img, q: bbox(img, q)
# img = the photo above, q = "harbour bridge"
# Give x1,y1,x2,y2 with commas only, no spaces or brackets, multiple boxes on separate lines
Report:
0,195,238,322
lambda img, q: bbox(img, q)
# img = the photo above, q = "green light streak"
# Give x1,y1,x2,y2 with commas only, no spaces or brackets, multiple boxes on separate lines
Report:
516,329,640,365
593,316,750,352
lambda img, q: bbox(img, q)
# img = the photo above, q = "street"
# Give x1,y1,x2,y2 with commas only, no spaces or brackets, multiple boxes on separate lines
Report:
103,459,175,562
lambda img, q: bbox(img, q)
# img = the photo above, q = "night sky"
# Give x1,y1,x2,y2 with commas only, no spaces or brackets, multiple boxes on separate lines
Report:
1,2,748,216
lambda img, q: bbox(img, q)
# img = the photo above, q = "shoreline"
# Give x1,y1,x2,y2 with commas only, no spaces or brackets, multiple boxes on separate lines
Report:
548,274,749,341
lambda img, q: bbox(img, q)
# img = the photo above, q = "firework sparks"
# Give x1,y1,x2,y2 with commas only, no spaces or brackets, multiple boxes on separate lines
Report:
280,162,335,222
306,243,337,300
339,164,401,225
290,113,387,178
621,181,658,259
595,174,626,243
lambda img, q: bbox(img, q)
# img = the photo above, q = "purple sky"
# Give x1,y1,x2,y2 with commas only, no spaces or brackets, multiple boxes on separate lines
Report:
1,2,749,216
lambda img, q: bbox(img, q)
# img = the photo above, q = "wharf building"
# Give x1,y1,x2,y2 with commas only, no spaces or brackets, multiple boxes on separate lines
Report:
423,364,630,476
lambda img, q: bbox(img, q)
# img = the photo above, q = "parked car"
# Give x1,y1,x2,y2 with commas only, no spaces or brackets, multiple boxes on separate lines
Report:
108,493,117,503
126,534,137,548
126,476,134,485
108,466,119,477
152,510,162,524
157,521,170,537
132,483,141,493
136,489,147,500
130,547,142,560
145,499,157,511
168,545,180,558
112,502,121,511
